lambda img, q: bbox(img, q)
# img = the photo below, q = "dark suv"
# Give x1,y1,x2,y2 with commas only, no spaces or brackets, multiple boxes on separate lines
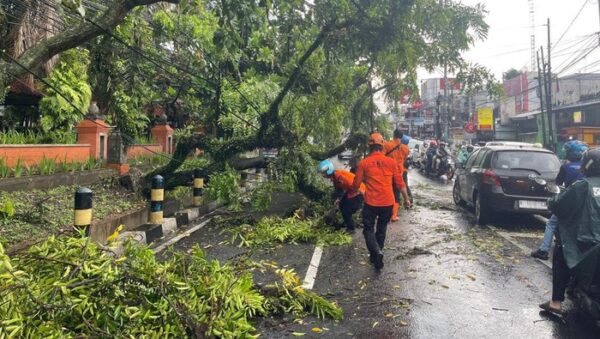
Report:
453,145,561,224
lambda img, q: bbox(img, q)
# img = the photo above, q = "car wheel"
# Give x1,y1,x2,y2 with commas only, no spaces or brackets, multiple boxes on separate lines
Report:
475,193,490,225
453,181,465,206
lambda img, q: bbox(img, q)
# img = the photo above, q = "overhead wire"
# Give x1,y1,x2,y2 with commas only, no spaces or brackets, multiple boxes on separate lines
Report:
553,0,589,49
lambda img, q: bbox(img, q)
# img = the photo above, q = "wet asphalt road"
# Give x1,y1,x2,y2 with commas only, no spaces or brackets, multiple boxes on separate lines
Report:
164,169,599,338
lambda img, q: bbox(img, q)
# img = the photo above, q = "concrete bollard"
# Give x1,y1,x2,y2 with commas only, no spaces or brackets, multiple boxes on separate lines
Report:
193,169,204,207
74,187,93,236
149,175,164,224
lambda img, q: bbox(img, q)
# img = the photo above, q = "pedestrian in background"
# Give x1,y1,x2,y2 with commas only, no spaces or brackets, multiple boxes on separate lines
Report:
353,133,411,270
384,129,410,221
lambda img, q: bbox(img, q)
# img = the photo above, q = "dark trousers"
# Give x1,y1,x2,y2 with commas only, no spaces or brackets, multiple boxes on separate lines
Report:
362,204,393,255
403,171,412,201
552,244,571,302
340,194,363,231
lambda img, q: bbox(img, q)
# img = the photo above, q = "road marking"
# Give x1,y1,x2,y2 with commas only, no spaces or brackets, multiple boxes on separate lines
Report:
152,218,212,254
302,246,323,290
487,225,552,269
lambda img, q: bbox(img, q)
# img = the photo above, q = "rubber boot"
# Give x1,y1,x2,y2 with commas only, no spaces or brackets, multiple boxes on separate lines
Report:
391,203,399,222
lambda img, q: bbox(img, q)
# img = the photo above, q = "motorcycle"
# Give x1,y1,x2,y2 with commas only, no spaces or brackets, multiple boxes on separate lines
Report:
422,151,455,180
545,183,600,327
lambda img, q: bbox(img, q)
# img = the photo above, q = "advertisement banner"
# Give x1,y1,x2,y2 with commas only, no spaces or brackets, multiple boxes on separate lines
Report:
574,111,582,124
477,107,494,131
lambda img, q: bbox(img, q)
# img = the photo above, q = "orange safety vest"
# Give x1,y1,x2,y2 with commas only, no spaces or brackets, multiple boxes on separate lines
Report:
332,170,365,198
384,139,408,174
352,151,405,207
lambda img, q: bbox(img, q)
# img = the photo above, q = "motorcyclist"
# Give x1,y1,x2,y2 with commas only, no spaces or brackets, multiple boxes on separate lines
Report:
317,159,365,234
457,144,475,165
539,148,600,316
531,140,588,260
426,140,438,173
433,142,449,172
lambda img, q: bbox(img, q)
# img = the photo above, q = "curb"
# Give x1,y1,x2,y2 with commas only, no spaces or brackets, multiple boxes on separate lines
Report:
111,179,257,254
116,201,224,248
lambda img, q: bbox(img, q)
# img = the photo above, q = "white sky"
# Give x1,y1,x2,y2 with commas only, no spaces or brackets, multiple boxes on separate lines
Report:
418,0,600,81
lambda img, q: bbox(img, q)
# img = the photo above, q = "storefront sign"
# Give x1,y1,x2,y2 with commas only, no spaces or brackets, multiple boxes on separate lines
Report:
477,107,494,131
573,111,582,124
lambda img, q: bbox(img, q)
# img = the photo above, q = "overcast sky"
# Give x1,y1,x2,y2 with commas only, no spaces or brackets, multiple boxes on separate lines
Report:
418,0,600,81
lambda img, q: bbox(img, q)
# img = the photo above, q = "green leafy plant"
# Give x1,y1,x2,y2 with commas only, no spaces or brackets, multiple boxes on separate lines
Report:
0,198,15,220
39,49,92,135
205,165,241,211
0,236,342,337
24,164,34,177
228,216,352,248
0,158,9,178
12,158,23,178
38,156,57,175
250,182,274,212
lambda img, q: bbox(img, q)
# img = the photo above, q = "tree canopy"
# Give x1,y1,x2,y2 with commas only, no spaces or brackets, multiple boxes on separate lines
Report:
1,0,492,191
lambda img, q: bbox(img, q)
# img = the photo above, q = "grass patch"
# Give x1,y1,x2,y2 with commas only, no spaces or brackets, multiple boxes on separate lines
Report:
0,178,145,247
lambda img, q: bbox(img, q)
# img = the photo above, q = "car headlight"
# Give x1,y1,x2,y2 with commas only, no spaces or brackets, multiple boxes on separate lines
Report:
534,177,547,186
546,183,560,194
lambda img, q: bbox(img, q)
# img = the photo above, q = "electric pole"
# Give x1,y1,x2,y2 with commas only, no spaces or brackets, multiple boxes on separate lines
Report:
546,18,555,150
537,51,548,146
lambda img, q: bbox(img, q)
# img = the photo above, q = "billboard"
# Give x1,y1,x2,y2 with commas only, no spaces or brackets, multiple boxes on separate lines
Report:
477,107,494,131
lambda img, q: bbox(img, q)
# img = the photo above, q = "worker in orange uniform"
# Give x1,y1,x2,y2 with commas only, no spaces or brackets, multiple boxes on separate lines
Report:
352,133,412,270
318,160,365,234
384,130,411,221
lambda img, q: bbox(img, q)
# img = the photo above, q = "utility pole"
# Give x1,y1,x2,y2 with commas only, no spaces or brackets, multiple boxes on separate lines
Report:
537,51,548,146
546,18,555,150
540,47,552,149
443,64,448,141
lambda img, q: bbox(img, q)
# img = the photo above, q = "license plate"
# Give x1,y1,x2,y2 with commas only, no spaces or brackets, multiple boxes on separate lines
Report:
518,200,547,210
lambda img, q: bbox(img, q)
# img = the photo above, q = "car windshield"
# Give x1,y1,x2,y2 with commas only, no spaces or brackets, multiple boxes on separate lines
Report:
492,151,560,173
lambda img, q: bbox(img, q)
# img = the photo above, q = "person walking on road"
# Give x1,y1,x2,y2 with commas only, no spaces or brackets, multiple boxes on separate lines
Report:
353,132,411,270
317,160,365,234
384,130,411,221
531,140,588,260
539,148,600,315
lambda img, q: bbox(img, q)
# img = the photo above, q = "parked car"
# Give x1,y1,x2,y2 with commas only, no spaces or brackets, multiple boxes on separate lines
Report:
453,145,561,224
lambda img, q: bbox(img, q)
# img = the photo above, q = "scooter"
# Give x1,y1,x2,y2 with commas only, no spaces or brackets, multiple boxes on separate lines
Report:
545,183,600,327
424,153,455,180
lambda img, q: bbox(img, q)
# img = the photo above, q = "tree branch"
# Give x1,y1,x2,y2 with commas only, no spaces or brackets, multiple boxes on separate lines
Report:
0,0,180,98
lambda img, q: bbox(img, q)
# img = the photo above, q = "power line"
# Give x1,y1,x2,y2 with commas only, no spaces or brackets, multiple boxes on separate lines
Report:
553,0,589,49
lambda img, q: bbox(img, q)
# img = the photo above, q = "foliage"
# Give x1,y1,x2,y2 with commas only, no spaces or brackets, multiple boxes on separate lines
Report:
228,216,352,248
0,237,342,337
0,130,76,144
205,165,241,211
250,181,275,212
263,268,343,320
0,158,9,178
38,156,57,176
12,158,23,178
0,198,14,220
39,49,92,135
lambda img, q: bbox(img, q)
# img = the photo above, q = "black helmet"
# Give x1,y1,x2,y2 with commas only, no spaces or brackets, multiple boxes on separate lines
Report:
581,148,600,176
466,145,474,152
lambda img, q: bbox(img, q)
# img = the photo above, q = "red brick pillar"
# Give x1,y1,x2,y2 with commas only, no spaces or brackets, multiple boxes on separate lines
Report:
75,119,111,160
151,123,174,154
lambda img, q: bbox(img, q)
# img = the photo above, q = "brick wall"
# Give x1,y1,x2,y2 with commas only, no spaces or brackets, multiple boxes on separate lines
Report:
126,144,163,158
0,144,91,167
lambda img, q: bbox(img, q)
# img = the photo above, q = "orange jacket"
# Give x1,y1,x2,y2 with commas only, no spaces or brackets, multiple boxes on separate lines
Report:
352,151,405,207
384,139,409,174
331,170,365,198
